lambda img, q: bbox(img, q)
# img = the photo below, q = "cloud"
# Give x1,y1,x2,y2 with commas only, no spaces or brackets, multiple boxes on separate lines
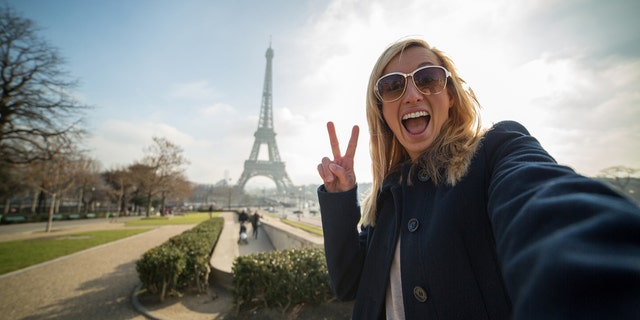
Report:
475,50,640,176
86,119,212,173
197,102,237,121
84,116,261,186
168,80,221,101
510,0,640,62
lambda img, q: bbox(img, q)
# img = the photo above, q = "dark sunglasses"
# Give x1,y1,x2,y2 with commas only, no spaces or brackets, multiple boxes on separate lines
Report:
374,65,451,103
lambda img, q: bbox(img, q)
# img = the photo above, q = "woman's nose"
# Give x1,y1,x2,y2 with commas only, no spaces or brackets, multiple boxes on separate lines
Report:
402,77,423,103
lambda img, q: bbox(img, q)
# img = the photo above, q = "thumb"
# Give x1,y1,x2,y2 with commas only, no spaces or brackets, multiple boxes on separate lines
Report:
329,163,346,181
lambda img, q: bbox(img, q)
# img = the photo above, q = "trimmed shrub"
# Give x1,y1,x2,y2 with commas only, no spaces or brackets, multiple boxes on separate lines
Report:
169,219,223,292
232,247,333,313
136,244,186,301
136,217,223,301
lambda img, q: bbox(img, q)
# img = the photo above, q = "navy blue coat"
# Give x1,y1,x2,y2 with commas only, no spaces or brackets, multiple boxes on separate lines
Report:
318,121,640,319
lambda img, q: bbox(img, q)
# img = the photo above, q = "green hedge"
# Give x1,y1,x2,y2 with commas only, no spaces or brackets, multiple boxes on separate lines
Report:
136,217,223,301
232,247,333,313
170,220,222,292
136,244,186,300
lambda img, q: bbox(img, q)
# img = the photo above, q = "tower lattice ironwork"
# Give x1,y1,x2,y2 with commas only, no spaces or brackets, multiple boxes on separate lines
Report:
236,44,294,193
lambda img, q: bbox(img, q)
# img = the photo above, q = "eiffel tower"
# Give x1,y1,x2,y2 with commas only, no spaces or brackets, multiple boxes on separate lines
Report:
236,44,294,193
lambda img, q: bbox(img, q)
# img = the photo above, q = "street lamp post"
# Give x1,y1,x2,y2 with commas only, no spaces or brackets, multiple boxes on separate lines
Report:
227,179,232,211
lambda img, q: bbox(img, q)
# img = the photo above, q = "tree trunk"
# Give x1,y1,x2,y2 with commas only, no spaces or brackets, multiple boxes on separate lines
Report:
46,192,56,232
3,198,10,215
122,197,129,216
55,197,61,214
76,188,83,213
160,192,166,215
30,189,38,214
118,185,125,216
114,194,122,220
146,192,152,217
36,190,46,215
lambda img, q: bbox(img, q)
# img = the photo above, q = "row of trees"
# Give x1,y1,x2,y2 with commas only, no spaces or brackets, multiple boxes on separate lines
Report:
1,136,193,230
104,136,193,218
0,5,193,231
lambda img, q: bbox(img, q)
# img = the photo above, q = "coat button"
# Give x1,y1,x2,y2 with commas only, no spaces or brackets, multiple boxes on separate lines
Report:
407,218,419,232
413,286,428,302
418,169,430,182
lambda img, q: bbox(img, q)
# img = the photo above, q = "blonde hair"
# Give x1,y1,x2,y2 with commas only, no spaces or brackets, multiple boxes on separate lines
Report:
361,38,484,226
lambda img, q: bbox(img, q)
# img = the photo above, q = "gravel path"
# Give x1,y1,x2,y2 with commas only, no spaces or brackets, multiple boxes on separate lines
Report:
0,225,192,320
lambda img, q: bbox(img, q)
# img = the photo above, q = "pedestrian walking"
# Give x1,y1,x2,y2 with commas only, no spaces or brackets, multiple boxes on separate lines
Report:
251,211,261,239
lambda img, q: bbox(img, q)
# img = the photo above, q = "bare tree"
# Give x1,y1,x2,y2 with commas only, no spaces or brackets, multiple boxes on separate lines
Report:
598,165,639,193
71,156,102,213
163,172,193,213
103,166,135,218
128,162,159,217
23,140,82,232
0,5,88,168
0,162,29,214
141,137,190,216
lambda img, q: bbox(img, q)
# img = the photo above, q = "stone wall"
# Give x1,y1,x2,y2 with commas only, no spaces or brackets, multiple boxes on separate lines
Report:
260,219,323,250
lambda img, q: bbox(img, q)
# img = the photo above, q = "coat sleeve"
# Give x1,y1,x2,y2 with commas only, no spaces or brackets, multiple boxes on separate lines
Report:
485,121,640,319
317,184,367,301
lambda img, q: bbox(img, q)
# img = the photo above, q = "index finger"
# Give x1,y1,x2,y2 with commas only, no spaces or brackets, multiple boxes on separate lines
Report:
344,125,359,158
326,121,342,159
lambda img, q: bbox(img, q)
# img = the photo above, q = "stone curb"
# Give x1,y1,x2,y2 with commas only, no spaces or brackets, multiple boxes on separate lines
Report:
131,283,164,320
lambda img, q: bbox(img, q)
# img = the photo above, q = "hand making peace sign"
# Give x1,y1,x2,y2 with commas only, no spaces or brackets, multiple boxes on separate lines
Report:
317,121,360,193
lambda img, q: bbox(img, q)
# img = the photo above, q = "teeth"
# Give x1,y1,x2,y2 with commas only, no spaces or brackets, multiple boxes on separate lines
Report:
402,111,429,120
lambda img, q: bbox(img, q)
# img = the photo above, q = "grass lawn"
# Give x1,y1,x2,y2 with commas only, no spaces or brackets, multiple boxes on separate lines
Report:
281,219,323,236
0,228,151,275
124,212,218,226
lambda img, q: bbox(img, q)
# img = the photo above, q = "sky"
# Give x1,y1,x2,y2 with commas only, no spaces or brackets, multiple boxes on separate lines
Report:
6,0,640,190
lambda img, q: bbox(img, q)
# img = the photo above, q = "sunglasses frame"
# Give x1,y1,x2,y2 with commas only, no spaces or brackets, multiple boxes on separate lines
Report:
375,65,452,103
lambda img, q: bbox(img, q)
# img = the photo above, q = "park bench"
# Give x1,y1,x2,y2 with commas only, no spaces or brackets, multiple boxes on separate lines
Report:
69,214,81,219
3,215,26,223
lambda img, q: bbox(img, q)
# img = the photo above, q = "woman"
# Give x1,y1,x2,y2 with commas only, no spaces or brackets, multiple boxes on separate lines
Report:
317,38,640,319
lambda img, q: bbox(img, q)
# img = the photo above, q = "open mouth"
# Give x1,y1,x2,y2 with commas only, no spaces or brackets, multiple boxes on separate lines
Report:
402,111,430,135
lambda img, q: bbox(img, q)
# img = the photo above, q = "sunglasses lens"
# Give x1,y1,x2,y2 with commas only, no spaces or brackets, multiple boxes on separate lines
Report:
414,67,447,95
376,67,449,103
377,75,406,102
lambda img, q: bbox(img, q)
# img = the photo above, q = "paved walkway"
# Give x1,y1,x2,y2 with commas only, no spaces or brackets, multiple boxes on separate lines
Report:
0,224,192,320
0,212,277,320
209,211,275,290
142,211,276,319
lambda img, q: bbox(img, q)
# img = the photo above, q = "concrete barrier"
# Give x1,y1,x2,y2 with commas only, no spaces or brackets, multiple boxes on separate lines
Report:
260,219,323,251
209,214,240,290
